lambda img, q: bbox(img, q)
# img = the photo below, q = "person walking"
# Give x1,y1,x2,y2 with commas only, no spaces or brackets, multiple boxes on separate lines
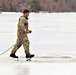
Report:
10,9,34,59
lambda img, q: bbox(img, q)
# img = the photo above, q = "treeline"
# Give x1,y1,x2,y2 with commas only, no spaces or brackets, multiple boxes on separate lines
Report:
0,0,76,12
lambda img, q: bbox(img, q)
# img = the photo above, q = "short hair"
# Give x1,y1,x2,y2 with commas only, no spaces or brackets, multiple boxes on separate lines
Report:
23,9,29,14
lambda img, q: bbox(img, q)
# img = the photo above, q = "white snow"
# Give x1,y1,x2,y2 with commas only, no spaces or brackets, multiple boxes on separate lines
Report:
0,12,76,75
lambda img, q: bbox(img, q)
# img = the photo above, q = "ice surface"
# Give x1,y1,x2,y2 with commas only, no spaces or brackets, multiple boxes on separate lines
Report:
0,12,76,75
0,12,76,56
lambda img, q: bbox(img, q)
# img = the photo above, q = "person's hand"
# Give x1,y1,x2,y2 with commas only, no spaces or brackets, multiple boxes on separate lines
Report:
27,30,32,34
29,30,32,33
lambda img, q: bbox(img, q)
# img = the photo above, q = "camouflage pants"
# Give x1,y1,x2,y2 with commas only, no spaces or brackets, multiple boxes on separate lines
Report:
11,33,30,54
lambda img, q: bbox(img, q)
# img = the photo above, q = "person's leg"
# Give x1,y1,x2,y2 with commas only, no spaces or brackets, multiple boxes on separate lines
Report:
22,35,30,55
22,35,34,58
10,37,22,58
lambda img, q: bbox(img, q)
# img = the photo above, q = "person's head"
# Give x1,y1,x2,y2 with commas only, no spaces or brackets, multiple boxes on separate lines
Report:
23,9,29,17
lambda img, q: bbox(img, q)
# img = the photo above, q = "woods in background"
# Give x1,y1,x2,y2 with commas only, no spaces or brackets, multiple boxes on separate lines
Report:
0,0,76,12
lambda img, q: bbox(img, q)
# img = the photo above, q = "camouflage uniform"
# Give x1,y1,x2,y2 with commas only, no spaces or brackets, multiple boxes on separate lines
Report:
11,16,30,55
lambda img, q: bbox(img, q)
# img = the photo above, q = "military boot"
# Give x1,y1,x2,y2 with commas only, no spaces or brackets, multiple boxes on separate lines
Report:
26,54,35,58
10,53,18,58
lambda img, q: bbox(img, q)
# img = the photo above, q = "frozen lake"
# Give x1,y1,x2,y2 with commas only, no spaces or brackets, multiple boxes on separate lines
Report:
0,12,76,75
0,12,76,56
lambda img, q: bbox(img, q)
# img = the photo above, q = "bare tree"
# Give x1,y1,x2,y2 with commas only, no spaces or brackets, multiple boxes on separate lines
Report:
0,0,76,12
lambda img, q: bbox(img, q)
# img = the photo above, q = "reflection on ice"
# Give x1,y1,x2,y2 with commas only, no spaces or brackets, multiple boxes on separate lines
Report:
15,64,29,75
0,55,76,75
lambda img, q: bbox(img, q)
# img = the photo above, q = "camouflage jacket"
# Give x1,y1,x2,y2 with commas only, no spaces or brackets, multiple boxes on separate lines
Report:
17,15,28,35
